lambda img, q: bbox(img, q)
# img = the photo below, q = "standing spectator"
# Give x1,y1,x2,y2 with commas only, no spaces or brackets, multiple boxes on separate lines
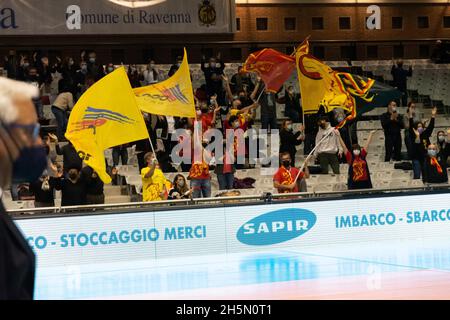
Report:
75,61,88,97
282,86,302,123
58,57,78,97
380,101,404,162
49,167,87,206
404,101,420,159
4,49,20,79
337,129,376,190
24,67,44,121
141,152,167,202
142,60,160,85
168,174,192,200
280,120,304,163
201,53,225,104
105,63,115,75
168,56,183,77
29,172,55,208
188,159,212,198
421,143,448,184
127,65,141,88
436,130,450,164
86,51,105,81
251,77,278,133
391,59,412,106
112,144,128,167
50,134,83,176
273,152,310,193
314,116,342,174
81,166,105,205
303,113,319,155
409,107,436,179
51,88,74,141
215,144,236,191
230,66,255,94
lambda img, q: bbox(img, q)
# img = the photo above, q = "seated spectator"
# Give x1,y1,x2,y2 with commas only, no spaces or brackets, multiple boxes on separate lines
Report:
81,166,105,205
280,120,304,164
314,116,342,174
49,167,87,206
273,152,310,193
51,88,74,141
436,130,450,164
141,152,167,202
409,107,436,179
168,174,192,200
380,101,404,162
337,129,376,190
421,143,448,184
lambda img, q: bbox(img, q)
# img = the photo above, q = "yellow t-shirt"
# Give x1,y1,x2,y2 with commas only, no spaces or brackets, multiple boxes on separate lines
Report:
141,167,166,202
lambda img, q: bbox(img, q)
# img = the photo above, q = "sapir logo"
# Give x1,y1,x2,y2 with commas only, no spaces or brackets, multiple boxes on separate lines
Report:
66,5,81,30
236,208,316,246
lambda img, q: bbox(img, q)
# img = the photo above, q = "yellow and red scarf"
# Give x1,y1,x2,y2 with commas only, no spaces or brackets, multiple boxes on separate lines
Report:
430,157,443,174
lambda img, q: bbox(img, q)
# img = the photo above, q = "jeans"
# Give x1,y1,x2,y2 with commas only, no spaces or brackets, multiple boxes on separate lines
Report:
34,99,44,120
217,173,234,190
384,133,402,162
51,106,68,140
412,159,422,179
112,146,128,167
190,179,211,198
261,113,278,132
318,153,340,174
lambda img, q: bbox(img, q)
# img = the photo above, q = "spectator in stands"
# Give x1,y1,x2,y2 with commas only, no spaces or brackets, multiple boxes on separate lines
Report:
391,59,412,106
49,167,87,206
215,143,236,191
196,95,221,133
141,152,167,202
201,53,225,104
314,116,342,174
251,77,278,133
436,130,450,164
51,87,74,141
86,51,105,81
127,65,141,88
188,129,212,198
50,134,83,176
330,108,352,163
142,60,160,85
81,166,105,205
17,55,31,81
280,120,304,164
380,101,404,162
404,102,420,159
75,61,88,98
35,55,53,88
30,171,55,208
230,66,255,94
168,56,183,77
282,86,302,123
168,174,192,200
24,67,44,121
409,107,436,179
106,63,115,75
303,113,319,155
421,143,448,184
112,144,128,167
273,152,310,193
4,49,20,79
58,57,78,97
337,129,376,190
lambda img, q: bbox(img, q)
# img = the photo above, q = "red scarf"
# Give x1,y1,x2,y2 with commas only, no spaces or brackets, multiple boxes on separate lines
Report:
430,157,443,174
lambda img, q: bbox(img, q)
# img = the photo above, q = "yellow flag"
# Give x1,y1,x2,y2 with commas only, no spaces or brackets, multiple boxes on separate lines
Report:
295,38,352,115
134,48,196,118
65,67,149,184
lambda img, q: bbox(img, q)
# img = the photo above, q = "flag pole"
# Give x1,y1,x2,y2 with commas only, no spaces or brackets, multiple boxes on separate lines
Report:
148,137,159,164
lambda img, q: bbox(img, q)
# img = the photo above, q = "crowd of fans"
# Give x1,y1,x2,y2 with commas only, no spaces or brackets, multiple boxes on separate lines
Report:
2,50,450,208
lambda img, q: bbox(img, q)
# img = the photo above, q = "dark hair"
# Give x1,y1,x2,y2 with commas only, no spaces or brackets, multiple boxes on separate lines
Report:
280,152,291,159
229,115,239,124
172,174,188,194
352,144,361,151
317,115,329,123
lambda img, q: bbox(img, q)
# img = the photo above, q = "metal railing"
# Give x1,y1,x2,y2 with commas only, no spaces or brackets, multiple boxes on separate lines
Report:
8,183,450,218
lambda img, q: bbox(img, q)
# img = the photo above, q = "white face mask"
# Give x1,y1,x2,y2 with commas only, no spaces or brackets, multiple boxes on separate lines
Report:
438,135,445,142
286,124,293,131
178,180,185,187
391,107,397,112
353,150,361,156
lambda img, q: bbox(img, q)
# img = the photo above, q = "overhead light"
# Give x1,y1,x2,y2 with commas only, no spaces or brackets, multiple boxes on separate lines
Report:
107,0,166,8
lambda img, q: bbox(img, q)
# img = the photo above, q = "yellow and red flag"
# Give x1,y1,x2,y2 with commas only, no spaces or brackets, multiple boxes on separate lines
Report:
242,48,296,93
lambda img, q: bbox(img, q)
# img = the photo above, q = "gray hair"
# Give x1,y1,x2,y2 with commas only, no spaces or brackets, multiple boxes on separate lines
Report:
0,77,39,124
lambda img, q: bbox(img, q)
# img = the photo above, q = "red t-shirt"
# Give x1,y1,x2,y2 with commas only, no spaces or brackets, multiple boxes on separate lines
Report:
273,166,304,193
201,113,214,132
345,149,369,182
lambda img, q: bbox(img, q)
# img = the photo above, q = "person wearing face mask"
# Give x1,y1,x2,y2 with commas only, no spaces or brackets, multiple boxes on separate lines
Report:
380,101,404,162
391,59,413,106
409,106,437,179
81,166,105,205
127,64,141,88
421,143,448,184
142,59,160,85
75,61,89,99
49,167,87,206
168,174,192,200
273,152,310,193
230,66,255,94
168,56,183,77
0,77,48,299
251,76,280,133
314,116,343,174
86,51,105,81
106,63,115,75
201,54,225,105
282,86,302,123
141,152,168,202
436,130,450,164
337,129,376,190
280,120,304,163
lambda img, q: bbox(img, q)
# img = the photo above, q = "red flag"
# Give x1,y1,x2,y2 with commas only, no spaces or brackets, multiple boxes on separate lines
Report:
242,48,296,93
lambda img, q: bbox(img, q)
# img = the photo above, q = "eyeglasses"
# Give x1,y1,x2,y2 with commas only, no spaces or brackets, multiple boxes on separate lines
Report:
8,123,41,140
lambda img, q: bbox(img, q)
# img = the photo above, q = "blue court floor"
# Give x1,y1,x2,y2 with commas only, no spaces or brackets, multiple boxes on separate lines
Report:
34,237,450,299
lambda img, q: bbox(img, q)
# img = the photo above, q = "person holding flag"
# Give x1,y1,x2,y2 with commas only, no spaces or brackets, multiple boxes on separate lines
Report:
273,152,310,193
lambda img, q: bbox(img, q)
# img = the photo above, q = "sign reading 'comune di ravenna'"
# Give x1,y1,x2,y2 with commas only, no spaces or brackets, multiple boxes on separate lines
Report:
0,0,236,35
